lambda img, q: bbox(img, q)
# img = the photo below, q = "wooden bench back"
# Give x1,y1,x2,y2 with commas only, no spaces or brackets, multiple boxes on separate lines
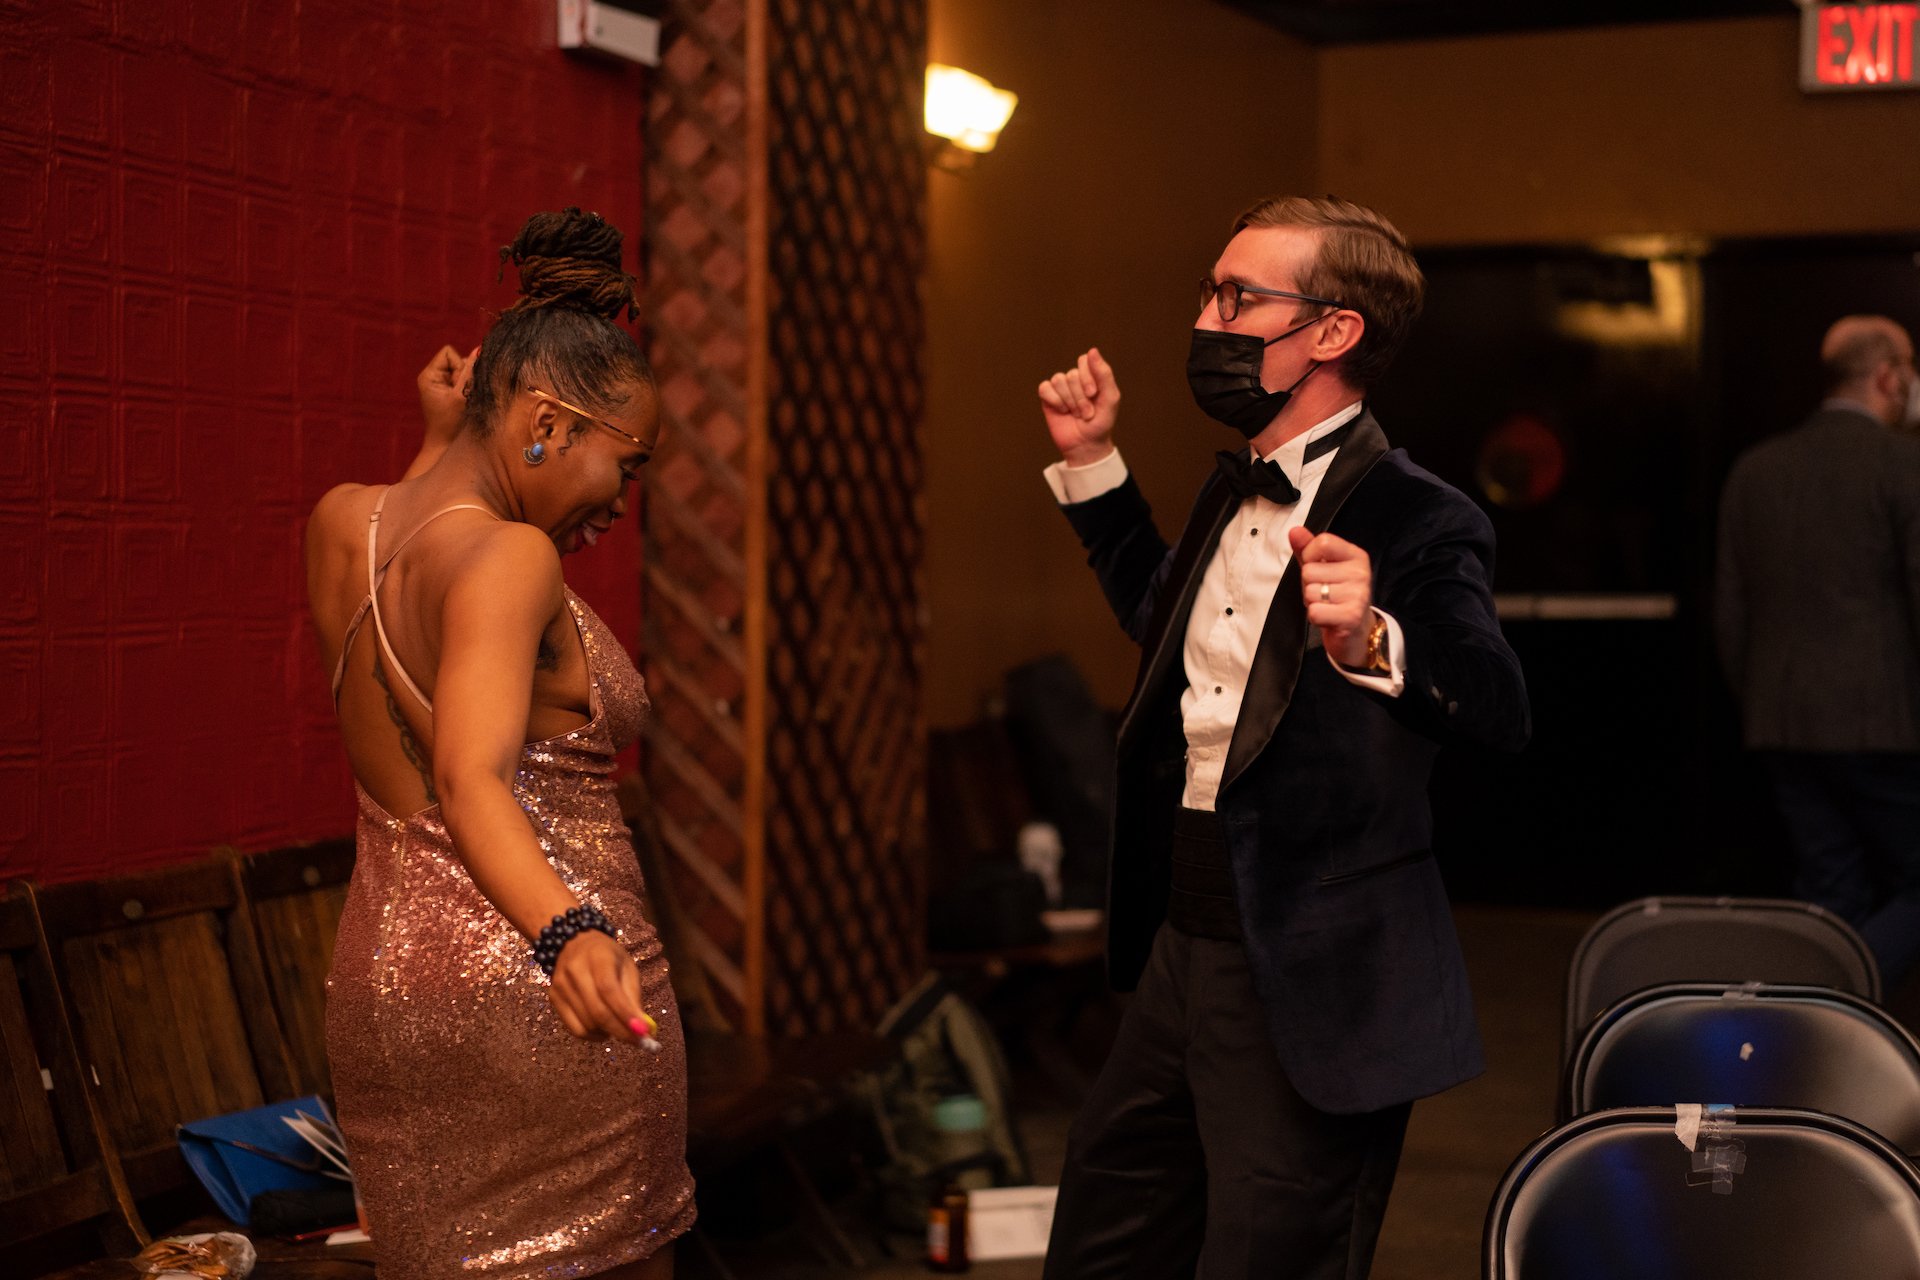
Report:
231,840,354,1100
35,858,297,1202
0,884,145,1252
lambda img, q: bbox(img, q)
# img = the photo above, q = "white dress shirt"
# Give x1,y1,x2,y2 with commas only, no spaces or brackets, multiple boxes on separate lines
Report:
1044,403,1406,810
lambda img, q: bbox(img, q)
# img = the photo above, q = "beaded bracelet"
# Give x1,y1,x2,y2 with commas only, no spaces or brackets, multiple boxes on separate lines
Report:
531,904,616,976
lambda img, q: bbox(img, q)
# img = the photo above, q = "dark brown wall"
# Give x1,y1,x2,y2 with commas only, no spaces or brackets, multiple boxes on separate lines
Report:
924,8,1920,728
924,0,1319,725
1320,16,1920,245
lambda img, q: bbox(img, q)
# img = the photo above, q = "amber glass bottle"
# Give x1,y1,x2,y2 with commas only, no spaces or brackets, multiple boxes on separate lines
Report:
926,1180,970,1272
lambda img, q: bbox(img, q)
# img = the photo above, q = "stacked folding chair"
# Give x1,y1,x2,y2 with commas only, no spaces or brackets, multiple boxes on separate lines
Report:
1486,896,1920,1279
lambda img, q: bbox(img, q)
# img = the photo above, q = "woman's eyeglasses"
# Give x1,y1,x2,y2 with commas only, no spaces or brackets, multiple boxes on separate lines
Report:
528,387,650,451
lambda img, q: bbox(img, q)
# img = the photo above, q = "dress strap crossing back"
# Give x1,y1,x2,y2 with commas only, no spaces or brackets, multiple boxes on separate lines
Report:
330,486,498,711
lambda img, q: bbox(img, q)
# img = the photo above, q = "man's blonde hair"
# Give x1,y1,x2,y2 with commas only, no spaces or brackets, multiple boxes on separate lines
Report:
1232,195,1424,389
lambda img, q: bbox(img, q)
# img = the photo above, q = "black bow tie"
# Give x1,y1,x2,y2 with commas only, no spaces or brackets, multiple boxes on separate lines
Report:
1214,451,1299,504
1212,419,1358,506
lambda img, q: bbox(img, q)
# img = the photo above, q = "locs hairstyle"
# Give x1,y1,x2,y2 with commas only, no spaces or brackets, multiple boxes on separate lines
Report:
463,207,654,440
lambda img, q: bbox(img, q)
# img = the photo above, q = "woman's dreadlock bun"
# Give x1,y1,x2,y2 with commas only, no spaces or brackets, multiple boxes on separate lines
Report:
498,207,637,323
463,208,651,437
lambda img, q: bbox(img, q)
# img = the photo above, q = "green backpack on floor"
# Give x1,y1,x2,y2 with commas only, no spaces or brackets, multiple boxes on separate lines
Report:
858,973,1031,1230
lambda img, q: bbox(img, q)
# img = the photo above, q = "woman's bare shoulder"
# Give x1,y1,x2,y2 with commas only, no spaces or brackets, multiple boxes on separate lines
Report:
434,521,567,647
306,482,375,542
444,519,565,599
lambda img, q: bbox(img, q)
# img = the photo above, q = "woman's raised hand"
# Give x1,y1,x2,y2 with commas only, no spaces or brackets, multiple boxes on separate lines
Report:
417,344,478,448
402,344,480,480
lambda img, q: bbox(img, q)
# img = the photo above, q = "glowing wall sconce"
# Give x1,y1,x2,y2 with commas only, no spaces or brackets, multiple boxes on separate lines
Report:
925,63,1018,168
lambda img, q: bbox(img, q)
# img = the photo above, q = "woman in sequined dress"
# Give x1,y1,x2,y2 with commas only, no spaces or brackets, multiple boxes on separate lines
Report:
304,208,694,1280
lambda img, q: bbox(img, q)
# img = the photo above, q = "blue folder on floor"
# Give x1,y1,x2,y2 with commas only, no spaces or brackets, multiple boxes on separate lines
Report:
177,1095,348,1225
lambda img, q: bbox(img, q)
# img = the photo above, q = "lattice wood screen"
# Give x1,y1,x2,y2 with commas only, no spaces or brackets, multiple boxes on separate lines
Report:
641,0,761,1032
761,0,928,1036
641,0,926,1035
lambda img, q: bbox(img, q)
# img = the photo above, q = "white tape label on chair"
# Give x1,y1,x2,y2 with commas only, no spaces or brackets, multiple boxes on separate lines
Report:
1675,1103,1703,1151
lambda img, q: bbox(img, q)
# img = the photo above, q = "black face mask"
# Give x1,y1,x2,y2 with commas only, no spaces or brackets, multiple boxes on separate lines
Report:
1186,318,1322,438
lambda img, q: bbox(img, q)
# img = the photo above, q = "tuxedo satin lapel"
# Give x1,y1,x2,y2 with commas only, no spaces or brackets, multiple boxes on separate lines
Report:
1116,473,1239,748
1220,412,1391,793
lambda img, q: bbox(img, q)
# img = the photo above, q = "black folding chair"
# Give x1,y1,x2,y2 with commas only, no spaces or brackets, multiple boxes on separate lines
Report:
1562,896,1879,1066
1564,982,1920,1151
1486,1107,1920,1279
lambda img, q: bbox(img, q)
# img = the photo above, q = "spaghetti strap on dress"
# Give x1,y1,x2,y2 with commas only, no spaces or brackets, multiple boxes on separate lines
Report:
325,486,696,1278
329,487,498,710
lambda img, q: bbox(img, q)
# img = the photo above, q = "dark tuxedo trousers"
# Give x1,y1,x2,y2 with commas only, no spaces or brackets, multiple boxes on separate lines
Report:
1043,413,1530,1280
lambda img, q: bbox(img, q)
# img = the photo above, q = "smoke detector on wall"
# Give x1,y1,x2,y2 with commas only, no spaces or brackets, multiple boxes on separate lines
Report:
558,0,663,66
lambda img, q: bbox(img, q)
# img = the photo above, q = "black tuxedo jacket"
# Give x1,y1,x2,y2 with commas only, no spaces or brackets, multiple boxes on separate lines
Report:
1062,410,1530,1114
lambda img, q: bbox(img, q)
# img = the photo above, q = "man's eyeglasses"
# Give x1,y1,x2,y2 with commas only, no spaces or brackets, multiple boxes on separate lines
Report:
1199,278,1348,324
528,387,650,452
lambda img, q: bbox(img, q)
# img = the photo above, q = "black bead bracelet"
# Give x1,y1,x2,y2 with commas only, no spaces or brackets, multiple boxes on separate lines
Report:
531,904,616,976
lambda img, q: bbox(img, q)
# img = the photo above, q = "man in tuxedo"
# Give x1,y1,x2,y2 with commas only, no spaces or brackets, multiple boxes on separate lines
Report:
1035,195,1529,1280
1716,315,1920,986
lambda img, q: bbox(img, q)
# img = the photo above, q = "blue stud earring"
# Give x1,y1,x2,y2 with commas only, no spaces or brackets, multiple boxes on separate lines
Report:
523,441,546,466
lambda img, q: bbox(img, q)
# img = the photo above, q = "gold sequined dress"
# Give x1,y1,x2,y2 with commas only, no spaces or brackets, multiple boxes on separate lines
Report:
326,493,696,1279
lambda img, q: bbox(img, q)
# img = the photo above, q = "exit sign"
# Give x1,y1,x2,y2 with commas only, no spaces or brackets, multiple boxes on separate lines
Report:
1802,2,1920,90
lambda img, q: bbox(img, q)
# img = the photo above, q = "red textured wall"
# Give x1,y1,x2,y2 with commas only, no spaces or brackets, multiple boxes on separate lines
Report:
0,0,647,881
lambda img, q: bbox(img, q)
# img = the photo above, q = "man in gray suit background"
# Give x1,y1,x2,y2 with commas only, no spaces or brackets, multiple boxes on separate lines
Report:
1717,314,1920,985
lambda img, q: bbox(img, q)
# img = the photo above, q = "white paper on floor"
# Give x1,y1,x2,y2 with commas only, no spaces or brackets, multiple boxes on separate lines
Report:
968,1185,1059,1261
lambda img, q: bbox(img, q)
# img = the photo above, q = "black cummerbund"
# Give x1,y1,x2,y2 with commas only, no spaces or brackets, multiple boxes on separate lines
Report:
1167,806,1241,940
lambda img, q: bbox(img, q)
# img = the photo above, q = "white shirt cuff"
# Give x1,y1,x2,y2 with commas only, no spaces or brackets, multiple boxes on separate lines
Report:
1329,607,1406,698
1043,448,1129,505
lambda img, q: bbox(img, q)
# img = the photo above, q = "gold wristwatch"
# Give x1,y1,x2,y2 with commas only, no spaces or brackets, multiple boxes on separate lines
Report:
1362,613,1391,674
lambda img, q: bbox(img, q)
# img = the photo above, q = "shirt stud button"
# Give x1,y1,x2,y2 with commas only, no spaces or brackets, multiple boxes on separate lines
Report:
1225,607,1233,616
1214,685,1223,694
